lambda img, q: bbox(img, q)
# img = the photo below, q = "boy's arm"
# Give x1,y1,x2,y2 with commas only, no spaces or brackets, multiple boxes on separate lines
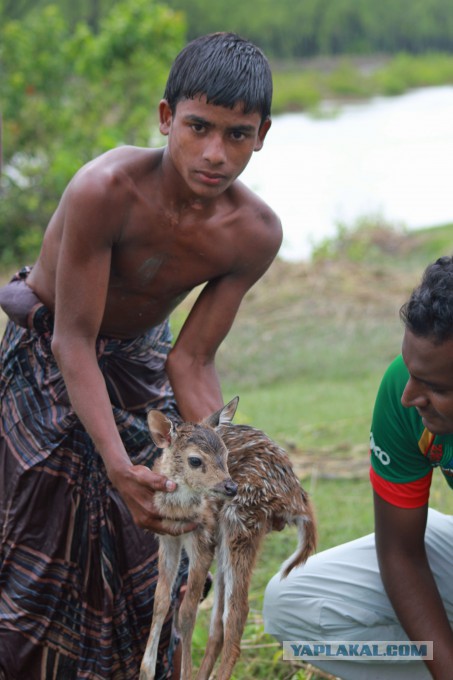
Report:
167,206,282,421
374,491,453,678
51,173,194,535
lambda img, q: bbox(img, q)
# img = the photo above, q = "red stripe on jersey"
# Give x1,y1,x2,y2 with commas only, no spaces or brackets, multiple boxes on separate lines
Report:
369,466,432,508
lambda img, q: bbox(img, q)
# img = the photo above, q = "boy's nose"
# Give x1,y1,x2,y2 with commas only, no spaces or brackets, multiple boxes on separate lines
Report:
203,137,226,165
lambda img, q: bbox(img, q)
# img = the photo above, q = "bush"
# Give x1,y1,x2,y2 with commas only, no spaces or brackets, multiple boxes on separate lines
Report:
0,1,185,267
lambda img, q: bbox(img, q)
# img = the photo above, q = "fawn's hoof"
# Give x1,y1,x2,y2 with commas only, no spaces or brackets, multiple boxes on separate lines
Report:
139,667,153,680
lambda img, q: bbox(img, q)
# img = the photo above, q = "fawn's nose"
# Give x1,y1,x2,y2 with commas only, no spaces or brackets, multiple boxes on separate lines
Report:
223,480,238,497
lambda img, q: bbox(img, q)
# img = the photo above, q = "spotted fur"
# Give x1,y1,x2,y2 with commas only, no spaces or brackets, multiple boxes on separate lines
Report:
140,399,316,680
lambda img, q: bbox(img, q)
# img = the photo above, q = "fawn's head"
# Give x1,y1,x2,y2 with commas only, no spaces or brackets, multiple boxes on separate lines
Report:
147,397,239,499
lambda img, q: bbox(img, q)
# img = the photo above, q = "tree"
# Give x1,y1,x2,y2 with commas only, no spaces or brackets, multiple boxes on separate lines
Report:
0,0,185,266
165,0,453,58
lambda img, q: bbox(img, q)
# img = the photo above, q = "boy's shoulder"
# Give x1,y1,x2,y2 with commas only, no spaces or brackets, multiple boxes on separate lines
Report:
231,179,283,249
65,146,163,206
75,146,161,182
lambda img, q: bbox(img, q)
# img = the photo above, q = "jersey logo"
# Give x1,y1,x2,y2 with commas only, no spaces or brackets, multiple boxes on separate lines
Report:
370,432,391,465
427,444,443,465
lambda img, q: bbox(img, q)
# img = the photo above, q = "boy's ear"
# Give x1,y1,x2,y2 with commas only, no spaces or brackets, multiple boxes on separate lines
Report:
159,99,173,136
254,117,271,152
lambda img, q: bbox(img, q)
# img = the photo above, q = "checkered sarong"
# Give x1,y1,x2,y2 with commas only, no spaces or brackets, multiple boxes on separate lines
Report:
0,269,185,679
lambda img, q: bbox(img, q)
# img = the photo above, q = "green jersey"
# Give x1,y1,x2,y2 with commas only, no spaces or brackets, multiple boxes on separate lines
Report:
370,354,453,508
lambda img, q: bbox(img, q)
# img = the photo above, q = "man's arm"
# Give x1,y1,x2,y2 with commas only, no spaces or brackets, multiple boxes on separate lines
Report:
51,172,195,535
374,491,453,678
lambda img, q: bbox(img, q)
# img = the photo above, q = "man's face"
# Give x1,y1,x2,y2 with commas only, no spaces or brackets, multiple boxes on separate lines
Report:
158,95,271,198
401,329,453,434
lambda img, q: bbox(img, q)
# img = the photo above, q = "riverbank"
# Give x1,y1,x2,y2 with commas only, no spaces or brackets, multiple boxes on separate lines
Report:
241,85,453,261
272,51,453,113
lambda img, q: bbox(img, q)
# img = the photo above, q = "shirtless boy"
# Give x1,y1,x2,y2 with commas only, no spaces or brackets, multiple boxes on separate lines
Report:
0,32,281,679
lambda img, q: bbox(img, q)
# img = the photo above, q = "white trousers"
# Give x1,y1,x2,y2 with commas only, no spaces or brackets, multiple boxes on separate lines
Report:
263,509,453,679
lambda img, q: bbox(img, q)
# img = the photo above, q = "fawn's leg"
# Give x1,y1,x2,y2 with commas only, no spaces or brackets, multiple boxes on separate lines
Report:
196,566,226,680
179,537,216,680
215,533,264,680
140,537,182,680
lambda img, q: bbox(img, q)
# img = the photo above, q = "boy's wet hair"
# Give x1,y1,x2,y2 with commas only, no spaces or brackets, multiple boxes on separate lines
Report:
400,255,453,343
163,32,272,122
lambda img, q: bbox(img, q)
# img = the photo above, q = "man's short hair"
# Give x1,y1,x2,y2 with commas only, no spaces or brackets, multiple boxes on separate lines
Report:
400,255,453,343
163,32,272,122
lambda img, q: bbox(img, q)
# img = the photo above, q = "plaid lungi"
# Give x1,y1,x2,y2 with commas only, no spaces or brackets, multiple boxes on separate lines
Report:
0,269,186,679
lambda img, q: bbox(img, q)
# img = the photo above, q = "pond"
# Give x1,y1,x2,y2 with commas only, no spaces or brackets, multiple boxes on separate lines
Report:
241,85,453,261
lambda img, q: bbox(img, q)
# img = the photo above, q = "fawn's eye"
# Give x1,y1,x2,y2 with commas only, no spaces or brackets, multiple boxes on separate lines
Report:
188,457,203,468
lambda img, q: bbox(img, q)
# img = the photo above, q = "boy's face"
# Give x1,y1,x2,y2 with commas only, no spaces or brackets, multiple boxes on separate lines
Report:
401,329,453,434
159,95,270,198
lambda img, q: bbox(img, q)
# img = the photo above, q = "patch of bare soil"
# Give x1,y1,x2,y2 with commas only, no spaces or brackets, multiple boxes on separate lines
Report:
288,444,369,481
240,237,418,325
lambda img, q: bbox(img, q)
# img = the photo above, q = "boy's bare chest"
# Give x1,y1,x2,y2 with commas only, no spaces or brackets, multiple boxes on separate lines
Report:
112,220,233,291
101,216,237,335
116,199,240,283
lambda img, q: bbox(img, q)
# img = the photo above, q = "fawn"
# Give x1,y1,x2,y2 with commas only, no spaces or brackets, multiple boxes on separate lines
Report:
139,397,316,680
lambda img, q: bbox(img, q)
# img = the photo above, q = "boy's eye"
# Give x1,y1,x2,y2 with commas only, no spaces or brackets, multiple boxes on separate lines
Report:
231,131,246,141
191,123,205,133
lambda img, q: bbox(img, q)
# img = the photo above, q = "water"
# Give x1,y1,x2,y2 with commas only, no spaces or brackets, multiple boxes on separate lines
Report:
241,86,453,261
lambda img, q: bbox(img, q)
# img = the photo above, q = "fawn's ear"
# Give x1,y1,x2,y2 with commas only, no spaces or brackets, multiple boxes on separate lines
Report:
203,396,239,428
147,410,175,449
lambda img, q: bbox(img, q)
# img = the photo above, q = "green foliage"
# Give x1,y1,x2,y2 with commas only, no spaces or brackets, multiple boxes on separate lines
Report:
324,59,375,97
0,0,128,32
312,216,453,271
375,52,453,95
165,0,453,59
0,0,184,266
312,213,408,263
5,0,453,61
272,69,322,113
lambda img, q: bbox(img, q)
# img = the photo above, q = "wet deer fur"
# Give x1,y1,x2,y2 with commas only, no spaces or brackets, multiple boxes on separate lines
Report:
139,397,317,680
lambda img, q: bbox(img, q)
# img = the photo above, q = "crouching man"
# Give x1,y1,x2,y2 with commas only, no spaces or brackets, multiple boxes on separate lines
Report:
264,256,453,679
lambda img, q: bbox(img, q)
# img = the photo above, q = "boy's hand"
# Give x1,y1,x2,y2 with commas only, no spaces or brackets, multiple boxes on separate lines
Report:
112,464,198,535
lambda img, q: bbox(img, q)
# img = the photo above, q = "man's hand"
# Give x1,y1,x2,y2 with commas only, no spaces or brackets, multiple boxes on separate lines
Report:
112,464,198,536
374,492,453,678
